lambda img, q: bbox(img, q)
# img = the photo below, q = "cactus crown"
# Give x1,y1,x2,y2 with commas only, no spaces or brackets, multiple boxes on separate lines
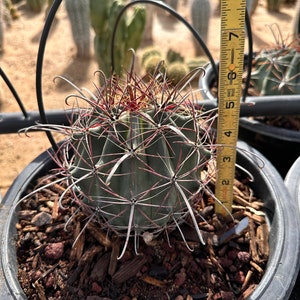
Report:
26,63,217,258
250,24,300,95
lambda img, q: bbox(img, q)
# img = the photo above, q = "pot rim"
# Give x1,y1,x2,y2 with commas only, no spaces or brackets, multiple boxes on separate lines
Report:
0,143,299,299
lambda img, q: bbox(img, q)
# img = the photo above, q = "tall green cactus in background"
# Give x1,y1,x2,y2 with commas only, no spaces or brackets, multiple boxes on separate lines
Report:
90,0,146,77
65,0,91,59
190,0,211,56
26,0,46,13
293,0,300,40
0,0,4,53
267,0,281,12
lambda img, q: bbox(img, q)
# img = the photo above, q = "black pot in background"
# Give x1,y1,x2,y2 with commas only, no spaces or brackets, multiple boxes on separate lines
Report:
285,156,300,300
199,62,300,178
1,142,300,299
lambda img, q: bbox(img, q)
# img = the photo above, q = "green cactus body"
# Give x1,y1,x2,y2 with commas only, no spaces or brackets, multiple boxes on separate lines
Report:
65,0,91,59
166,62,189,85
26,0,46,12
90,0,146,76
57,69,211,256
267,0,281,12
0,1,4,53
293,0,300,40
166,49,184,64
251,47,300,95
143,54,164,74
190,0,211,56
186,56,208,72
141,47,163,65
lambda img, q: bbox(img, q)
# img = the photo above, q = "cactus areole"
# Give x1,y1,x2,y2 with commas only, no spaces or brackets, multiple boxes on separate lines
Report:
58,68,213,256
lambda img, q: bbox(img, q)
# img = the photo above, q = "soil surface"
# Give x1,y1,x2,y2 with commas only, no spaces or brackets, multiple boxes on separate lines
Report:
0,0,297,196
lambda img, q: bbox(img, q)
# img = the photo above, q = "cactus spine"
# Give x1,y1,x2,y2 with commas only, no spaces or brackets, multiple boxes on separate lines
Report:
90,0,146,77
45,65,213,257
65,0,91,59
190,0,211,56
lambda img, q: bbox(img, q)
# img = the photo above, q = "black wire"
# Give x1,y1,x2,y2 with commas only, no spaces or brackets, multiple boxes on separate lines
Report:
36,0,62,152
111,0,218,82
0,67,28,118
243,8,253,102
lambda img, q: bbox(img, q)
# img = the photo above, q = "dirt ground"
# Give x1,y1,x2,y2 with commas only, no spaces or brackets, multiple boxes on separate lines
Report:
0,0,298,197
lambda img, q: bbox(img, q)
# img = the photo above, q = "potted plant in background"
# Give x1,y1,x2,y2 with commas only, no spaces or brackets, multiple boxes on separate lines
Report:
199,22,300,177
1,0,300,299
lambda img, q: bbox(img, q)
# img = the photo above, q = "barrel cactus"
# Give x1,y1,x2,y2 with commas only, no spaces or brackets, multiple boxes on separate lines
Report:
34,63,214,258
166,61,189,84
250,46,300,95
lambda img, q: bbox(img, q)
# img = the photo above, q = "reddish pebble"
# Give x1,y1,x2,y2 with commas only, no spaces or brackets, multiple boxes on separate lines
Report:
91,282,102,293
44,242,64,260
234,270,245,284
45,273,55,288
237,251,251,262
174,268,186,287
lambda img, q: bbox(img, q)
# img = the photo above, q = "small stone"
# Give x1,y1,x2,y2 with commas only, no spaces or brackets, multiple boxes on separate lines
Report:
91,282,102,293
237,251,251,262
44,242,64,260
234,270,245,284
31,211,52,226
174,268,186,287
45,273,55,288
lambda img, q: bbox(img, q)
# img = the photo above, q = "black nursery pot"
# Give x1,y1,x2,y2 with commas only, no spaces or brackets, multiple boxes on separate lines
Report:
199,62,300,177
1,143,300,299
285,156,300,300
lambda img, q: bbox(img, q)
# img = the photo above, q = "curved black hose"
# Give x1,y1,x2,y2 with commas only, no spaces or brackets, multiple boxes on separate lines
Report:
36,0,62,152
111,0,218,82
0,67,28,118
243,8,253,102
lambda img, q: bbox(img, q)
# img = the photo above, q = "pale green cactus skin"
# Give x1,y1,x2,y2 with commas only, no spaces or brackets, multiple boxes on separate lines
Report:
293,0,300,40
26,0,46,12
0,0,4,53
65,0,91,59
166,62,189,85
58,69,212,256
190,0,211,56
90,0,146,76
251,47,300,95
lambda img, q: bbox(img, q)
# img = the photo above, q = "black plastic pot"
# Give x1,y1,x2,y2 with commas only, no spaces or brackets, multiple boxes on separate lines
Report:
0,143,300,299
199,62,300,177
285,156,300,300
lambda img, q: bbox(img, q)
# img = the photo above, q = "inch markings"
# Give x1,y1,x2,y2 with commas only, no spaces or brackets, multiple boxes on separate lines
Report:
215,0,246,216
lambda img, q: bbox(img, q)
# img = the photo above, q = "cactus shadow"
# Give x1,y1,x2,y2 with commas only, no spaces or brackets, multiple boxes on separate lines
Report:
55,57,92,91
31,17,60,44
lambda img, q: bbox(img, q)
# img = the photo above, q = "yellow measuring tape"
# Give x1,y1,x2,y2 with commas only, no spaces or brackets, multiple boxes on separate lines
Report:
215,0,247,216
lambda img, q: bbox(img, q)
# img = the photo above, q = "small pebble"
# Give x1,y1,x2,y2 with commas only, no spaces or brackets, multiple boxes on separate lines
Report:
44,242,64,260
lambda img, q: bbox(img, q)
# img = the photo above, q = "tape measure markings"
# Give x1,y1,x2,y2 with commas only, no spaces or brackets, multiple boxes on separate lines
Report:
215,0,246,216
